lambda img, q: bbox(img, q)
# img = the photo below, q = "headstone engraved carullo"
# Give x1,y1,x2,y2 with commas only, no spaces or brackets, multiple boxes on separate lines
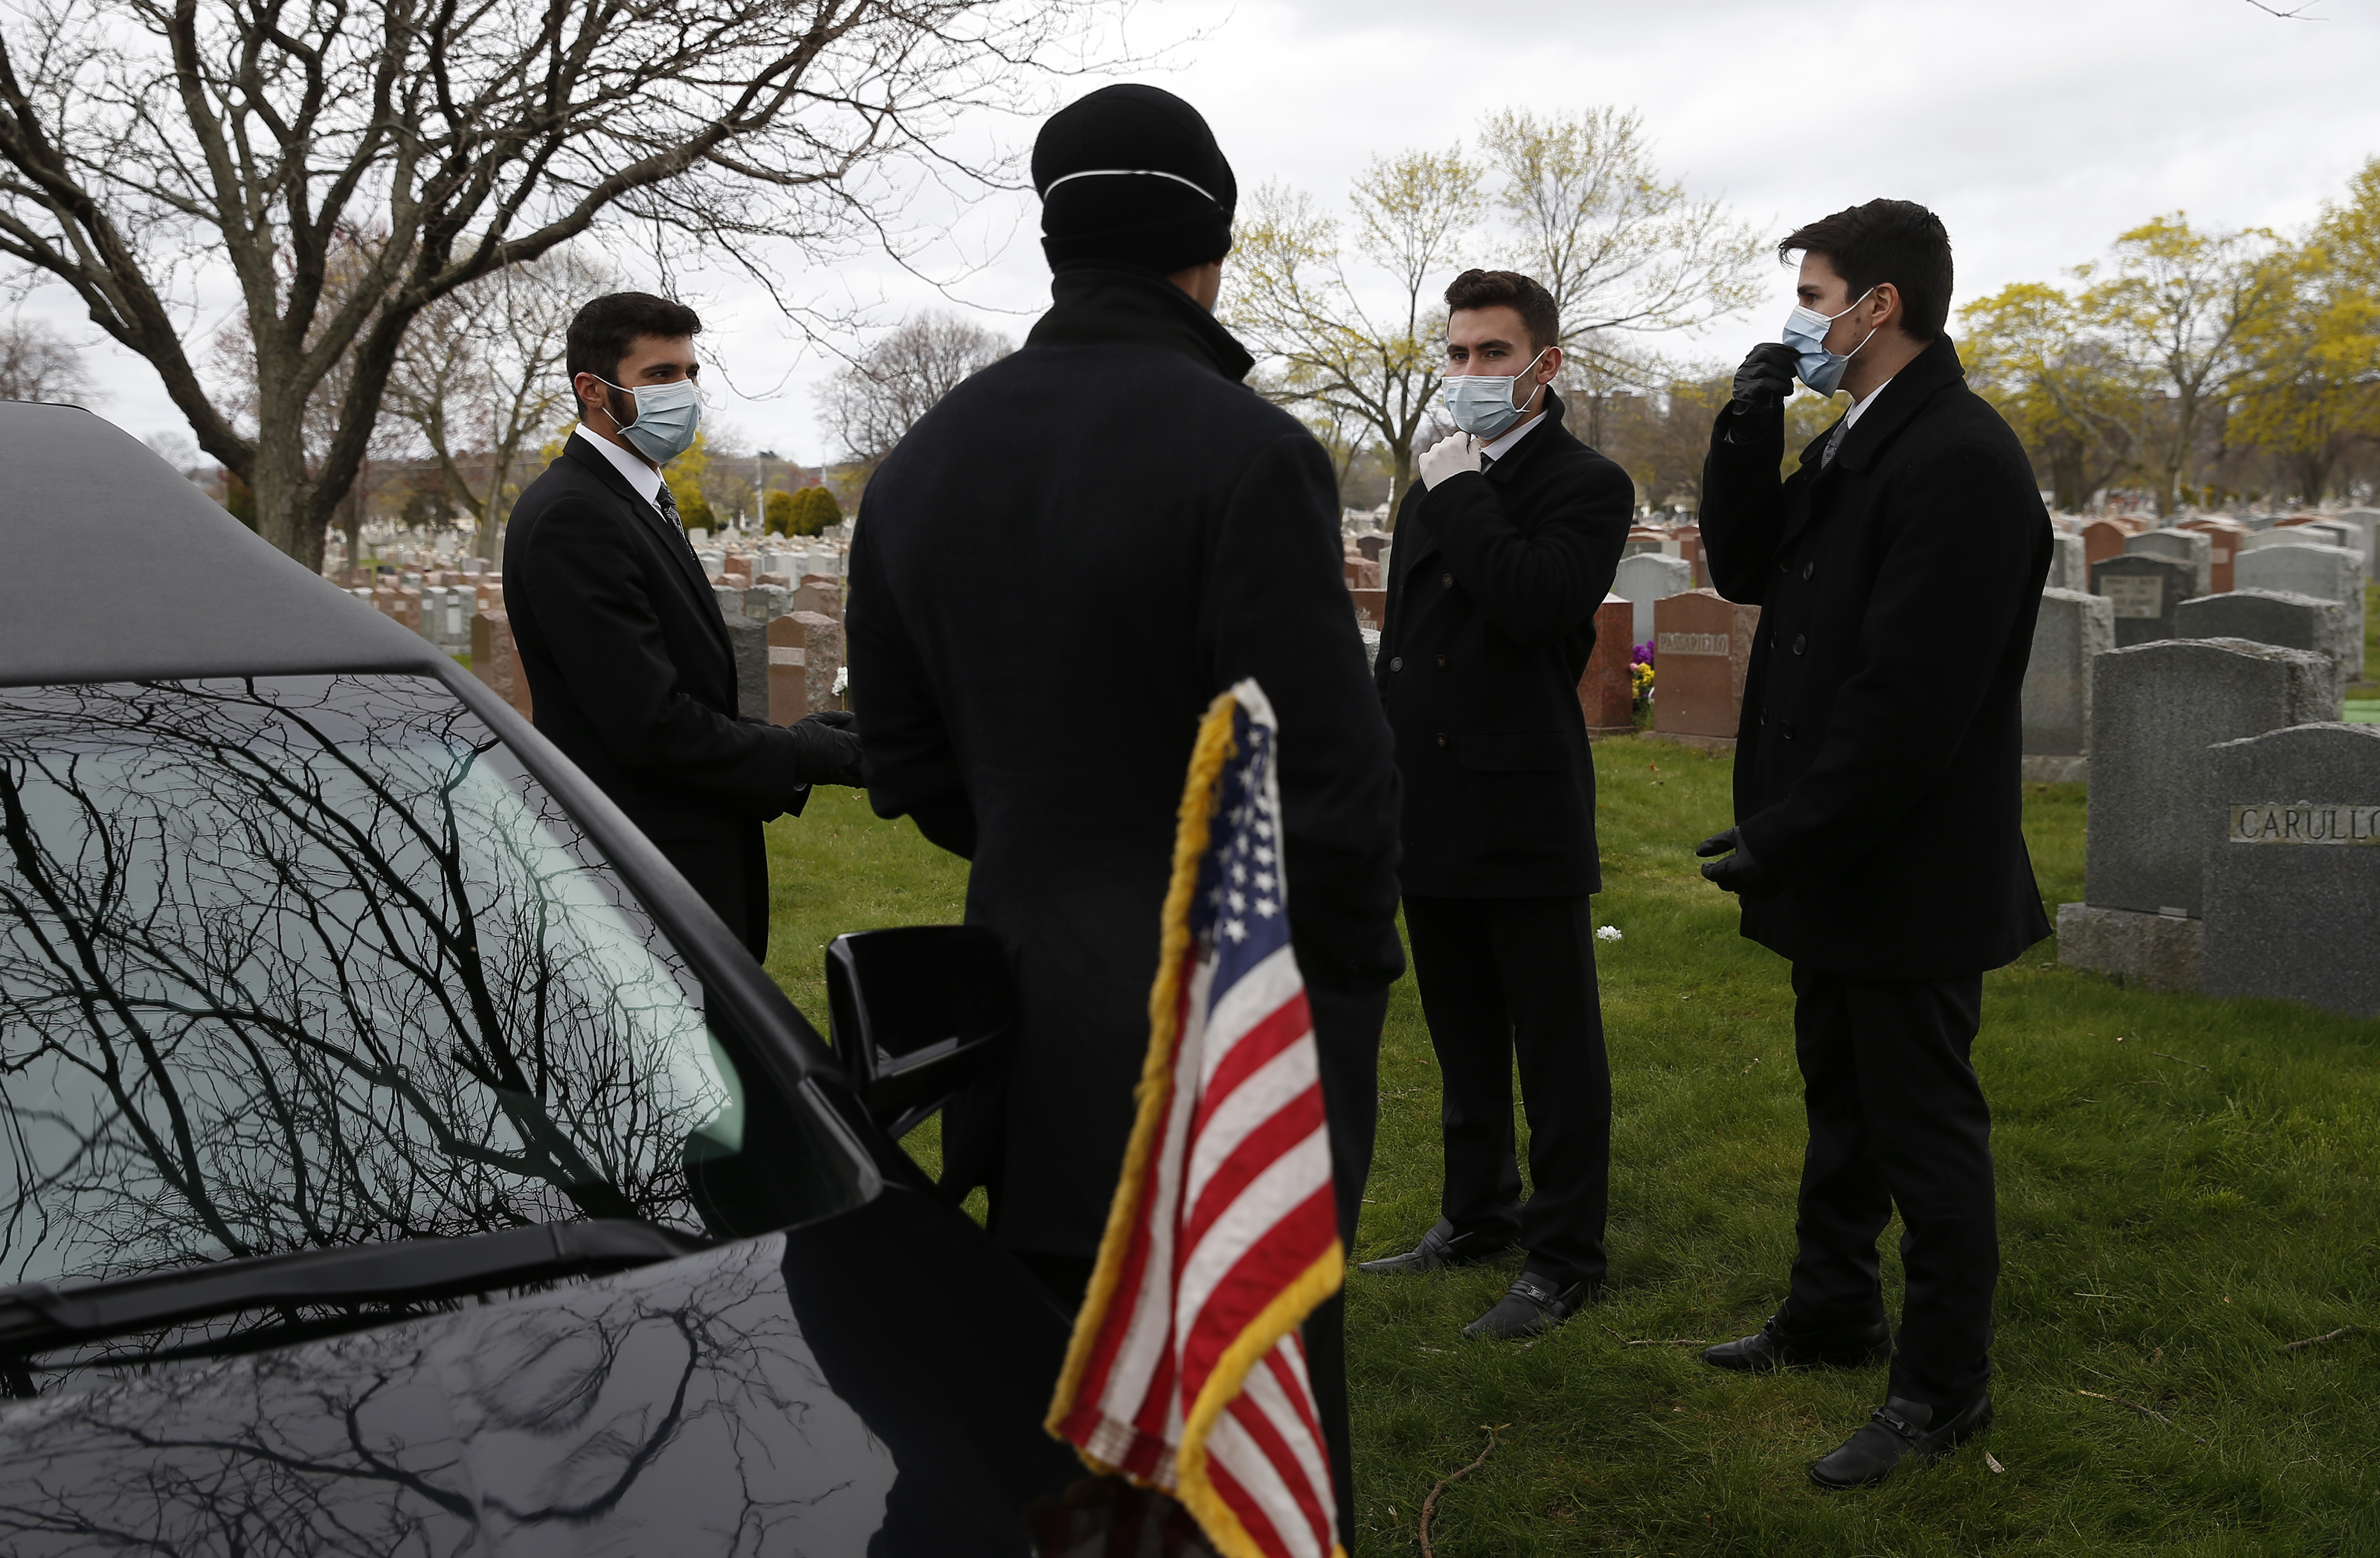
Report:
2232,543,2365,679
2175,589,2357,707
1651,589,1760,748
2201,722,2380,1017
2059,636,2335,992
1612,553,1694,648
2090,553,2195,648
2126,528,2213,598
2021,588,2112,782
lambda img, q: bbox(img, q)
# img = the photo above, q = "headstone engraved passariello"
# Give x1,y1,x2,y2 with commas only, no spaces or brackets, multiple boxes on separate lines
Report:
2202,722,2380,1017
1651,589,1760,748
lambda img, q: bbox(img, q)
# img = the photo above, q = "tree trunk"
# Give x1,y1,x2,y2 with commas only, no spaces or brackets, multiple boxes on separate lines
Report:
249,426,324,570
1385,441,1414,530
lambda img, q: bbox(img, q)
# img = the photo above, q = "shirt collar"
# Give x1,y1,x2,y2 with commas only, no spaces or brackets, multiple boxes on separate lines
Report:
1481,408,1548,463
1842,372,1897,431
573,423,666,512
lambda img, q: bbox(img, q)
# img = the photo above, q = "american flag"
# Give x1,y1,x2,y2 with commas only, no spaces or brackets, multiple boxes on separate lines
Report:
1046,679,1344,1558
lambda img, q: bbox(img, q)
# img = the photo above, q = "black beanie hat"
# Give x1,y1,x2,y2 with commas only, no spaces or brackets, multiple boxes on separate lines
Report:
1032,85,1237,276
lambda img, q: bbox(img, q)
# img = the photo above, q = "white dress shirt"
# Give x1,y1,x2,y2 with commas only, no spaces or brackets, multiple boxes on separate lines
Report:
1480,405,1548,464
573,423,666,514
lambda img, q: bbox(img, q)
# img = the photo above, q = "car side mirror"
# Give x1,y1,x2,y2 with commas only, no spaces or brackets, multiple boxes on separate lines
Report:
823,926,1014,1140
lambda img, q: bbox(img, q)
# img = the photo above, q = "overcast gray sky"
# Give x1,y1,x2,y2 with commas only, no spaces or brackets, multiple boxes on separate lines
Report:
46,0,2380,468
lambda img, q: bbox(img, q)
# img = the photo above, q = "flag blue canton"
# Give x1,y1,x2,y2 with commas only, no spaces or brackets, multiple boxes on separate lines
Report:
1191,704,1289,990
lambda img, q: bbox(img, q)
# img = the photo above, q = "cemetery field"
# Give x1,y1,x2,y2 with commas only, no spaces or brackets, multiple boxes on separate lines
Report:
762,743,2379,1558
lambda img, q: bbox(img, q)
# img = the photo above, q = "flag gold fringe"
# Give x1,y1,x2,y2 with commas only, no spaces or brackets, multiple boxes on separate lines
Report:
1043,687,1348,1558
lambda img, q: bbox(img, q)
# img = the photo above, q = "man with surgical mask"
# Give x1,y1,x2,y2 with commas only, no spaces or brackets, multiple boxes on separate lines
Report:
506,292,862,958
1694,200,2051,1490
1359,268,1633,1341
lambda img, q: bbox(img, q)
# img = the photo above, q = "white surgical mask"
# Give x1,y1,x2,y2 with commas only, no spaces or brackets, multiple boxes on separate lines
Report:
1781,288,1878,398
599,376,703,464
1441,347,1550,440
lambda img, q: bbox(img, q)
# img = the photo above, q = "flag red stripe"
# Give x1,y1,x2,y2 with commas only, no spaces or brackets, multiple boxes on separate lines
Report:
1181,1082,1325,1256
1262,1345,1327,1461
1178,1185,1337,1402
1208,1453,1295,1558
1229,1389,1332,1553
1189,990,1312,1140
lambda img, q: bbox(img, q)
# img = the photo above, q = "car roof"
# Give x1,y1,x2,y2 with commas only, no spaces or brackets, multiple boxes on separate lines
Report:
0,403,442,688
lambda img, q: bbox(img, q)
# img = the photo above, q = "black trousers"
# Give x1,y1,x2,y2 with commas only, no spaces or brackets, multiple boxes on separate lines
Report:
1784,965,1997,1411
1012,977,1385,1550
1401,894,1610,1288
654,821,772,961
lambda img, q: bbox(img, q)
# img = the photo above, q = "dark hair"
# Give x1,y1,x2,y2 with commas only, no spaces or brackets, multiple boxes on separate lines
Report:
566,292,704,389
1444,269,1560,355
1778,199,1953,341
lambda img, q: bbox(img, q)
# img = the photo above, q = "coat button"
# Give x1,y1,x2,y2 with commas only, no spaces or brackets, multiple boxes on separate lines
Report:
1390,656,1403,672
1782,721,1796,740
1778,560,1789,574
1435,654,1448,669
1441,572,1454,588
1435,733,1448,748
1803,561,1815,579
1792,634,1807,654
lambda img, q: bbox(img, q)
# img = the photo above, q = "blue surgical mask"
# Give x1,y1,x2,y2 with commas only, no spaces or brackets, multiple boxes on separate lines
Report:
1441,347,1550,439
1781,288,1878,398
599,376,703,464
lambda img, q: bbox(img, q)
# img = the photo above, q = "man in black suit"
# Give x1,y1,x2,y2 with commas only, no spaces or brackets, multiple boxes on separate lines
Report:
504,292,861,959
844,86,1401,1536
1693,200,2051,1490
1357,270,1633,1341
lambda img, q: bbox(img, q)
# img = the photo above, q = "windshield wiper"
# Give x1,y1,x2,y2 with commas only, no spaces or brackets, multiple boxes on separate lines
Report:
0,1220,710,1356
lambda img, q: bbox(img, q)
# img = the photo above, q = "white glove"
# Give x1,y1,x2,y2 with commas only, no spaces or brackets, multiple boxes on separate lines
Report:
1418,433,1482,489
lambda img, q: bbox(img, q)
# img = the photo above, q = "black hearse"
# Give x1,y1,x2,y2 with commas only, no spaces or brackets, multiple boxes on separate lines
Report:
0,404,1085,1555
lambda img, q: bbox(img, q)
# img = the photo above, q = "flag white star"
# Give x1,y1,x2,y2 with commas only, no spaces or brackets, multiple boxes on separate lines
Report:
1254,818,1274,840
1224,918,1248,942
1255,897,1278,918
1254,872,1276,892
1254,845,1276,866
1228,889,1247,912
1230,861,1247,884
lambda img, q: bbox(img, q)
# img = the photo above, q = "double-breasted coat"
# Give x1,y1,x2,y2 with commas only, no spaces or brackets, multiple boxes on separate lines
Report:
1698,334,2053,979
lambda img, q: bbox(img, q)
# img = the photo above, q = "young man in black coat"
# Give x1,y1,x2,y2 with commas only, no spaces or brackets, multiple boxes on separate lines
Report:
843,86,1402,1533
1693,200,2052,1490
1357,270,1634,1341
504,293,862,959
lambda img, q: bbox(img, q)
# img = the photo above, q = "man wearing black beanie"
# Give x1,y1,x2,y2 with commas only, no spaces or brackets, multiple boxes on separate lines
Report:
846,83,1401,1542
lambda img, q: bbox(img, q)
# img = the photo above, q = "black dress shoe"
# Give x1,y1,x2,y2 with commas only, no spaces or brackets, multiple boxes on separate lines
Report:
1701,1313,1891,1374
1809,1394,1993,1491
1356,1218,1511,1276
1461,1272,1594,1339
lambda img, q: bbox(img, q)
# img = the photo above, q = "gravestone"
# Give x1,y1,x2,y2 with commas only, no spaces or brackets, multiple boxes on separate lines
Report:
1612,553,1694,647
1575,596,1636,735
470,610,533,721
2329,508,2380,564
2175,589,2357,706
2178,518,2248,593
2045,532,2087,593
2091,553,2194,648
1651,589,1760,748
1622,527,1670,559
1355,535,1386,561
2202,722,2380,1017
741,583,792,624
789,580,843,621
768,611,843,724
2062,637,2335,991
2126,528,2213,597
2233,543,2365,677
1344,557,1381,590
2080,519,2127,570
2267,518,2352,553
2021,588,2112,782
1350,588,1386,630
724,617,770,719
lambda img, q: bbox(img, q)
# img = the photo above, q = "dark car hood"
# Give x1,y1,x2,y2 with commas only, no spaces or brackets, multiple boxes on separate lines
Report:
0,1185,1081,1556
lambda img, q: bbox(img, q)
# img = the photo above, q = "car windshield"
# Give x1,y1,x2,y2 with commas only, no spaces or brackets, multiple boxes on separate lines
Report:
0,674,863,1298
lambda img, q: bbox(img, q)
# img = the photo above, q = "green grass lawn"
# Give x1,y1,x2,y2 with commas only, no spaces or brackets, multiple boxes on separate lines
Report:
765,744,2379,1557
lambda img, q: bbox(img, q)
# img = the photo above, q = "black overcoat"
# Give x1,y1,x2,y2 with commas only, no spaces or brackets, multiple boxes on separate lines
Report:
846,270,1404,1261
504,437,814,953
1376,394,1634,898
1698,334,2053,979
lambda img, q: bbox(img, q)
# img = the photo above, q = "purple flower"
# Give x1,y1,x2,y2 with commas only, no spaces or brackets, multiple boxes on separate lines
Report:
1632,638,1655,666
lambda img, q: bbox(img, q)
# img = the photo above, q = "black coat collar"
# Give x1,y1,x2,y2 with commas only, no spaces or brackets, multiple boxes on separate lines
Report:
562,434,730,657
1826,332,1967,476
1026,268,1256,382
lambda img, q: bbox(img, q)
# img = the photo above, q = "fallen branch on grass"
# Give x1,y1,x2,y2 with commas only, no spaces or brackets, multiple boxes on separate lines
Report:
2077,1388,2205,1443
2279,1325,2360,1352
1417,1423,1505,1558
2148,1050,2211,1073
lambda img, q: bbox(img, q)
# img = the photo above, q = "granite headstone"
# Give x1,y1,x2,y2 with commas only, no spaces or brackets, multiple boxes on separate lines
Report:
2021,588,2112,782
2175,588,2357,705
1651,589,1760,747
2126,528,2213,598
2233,542,2365,677
1613,552,1694,646
2091,553,2196,648
1575,595,1636,734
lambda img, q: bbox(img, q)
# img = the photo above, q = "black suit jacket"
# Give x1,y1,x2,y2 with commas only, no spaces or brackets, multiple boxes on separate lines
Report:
504,438,814,923
1699,334,2053,979
1376,393,1633,898
846,269,1403,1258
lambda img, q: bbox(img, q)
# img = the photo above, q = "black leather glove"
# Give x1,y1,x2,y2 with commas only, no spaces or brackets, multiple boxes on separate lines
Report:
787,709,864,788
1729,343,1800,413
1696,826,1779,898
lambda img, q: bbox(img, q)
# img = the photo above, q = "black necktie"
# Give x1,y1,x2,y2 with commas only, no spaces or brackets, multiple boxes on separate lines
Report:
1821,419,1848,468
651,482,707,573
